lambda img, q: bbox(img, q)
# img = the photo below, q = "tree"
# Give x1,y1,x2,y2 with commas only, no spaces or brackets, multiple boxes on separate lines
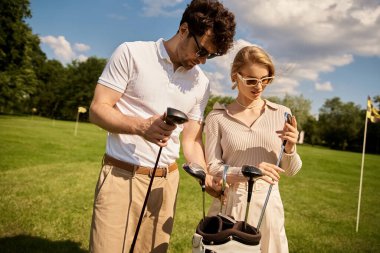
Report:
0,0,46,113
265,94,312,130
302,115,320,145
59,57,106,120
318,97,362,150
204,94,234,118
31,60,67,118
373,95,380,105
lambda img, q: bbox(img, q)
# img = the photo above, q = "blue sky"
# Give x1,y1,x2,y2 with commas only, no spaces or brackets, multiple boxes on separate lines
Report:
28,0,380,115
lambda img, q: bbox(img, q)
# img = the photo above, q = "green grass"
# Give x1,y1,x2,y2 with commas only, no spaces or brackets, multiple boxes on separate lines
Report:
1,115,379,252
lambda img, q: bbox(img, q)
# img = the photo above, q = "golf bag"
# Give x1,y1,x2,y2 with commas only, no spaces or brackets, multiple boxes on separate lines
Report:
192,214,261,253
184,164,263,253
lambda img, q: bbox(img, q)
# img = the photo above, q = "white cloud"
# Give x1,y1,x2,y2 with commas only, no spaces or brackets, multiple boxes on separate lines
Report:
204,0,380,98
141,0,184,17
77,54,88,62
351,5,380,26
40,35,90,64
74,43,90,52
204,71,228,96
40,35,75,63
211,39,253,72
266,76,301,97
315,81,334,91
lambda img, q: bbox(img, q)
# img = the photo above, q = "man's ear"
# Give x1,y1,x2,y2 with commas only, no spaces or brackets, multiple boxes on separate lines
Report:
179,22,189,38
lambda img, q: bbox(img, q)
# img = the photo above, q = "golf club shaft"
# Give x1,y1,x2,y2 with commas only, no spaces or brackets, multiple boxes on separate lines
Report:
219,165,229,213
202,187,205,220
257,142,285,230
244,204,250,230
244,178,255,231
129,147,162,253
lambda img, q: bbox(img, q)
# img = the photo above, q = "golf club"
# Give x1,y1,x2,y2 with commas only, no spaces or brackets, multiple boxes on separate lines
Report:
182,162,206,219
241,165,263,231
219,164,229,213
256,112,292,230
129,107,188,253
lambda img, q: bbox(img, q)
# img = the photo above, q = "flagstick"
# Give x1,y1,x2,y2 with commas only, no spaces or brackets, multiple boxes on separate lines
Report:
356,112,368,232
74,111,79,136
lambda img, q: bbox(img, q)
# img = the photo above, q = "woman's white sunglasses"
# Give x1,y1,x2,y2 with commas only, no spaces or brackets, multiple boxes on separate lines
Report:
237,73,274,87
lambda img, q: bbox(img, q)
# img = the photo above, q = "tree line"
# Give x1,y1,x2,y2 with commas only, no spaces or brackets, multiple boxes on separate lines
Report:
1,0,379,153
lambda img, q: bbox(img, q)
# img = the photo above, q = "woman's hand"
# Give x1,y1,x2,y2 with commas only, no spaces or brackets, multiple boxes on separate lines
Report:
282,115,299,153
205,174,223,198
257,162,285,184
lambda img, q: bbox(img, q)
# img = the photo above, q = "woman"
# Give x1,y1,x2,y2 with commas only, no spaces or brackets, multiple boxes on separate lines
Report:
205,45,302,253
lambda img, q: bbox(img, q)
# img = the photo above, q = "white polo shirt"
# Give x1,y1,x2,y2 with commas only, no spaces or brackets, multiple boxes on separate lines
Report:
98,39,210,167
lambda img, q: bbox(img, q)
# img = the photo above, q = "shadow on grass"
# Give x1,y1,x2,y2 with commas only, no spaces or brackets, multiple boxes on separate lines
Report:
0,235,87,253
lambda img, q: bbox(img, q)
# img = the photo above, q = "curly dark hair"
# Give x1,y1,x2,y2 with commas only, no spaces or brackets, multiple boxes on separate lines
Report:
180,0,236,56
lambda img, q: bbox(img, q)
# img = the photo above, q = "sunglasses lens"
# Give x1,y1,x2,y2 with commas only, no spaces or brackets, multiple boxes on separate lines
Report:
262,77,273,84
196,46,221,59
207,53,219,59
246,79,258,86
197,49,209,58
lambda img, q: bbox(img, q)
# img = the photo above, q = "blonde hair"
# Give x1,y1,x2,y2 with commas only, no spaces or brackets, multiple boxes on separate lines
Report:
231,46,275,89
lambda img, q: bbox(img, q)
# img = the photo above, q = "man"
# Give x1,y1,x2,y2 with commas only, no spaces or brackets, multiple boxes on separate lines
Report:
89,0,236,252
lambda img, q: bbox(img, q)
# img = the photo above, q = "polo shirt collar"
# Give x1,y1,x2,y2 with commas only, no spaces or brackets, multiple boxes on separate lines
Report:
265,99,279,110
156,38,172,63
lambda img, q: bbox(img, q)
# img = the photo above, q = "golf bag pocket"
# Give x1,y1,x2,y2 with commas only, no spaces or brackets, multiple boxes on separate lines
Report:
192,233,203,249
196,215,261,245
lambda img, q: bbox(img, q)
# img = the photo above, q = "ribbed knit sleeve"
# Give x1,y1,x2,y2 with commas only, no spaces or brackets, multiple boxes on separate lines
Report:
281,149,302,176
205,110,244,182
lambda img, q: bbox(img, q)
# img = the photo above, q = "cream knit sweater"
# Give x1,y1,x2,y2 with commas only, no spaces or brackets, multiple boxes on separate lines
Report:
205,100,302,183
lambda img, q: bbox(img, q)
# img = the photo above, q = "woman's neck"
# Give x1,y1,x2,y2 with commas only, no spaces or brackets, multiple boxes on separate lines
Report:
235,97,263,109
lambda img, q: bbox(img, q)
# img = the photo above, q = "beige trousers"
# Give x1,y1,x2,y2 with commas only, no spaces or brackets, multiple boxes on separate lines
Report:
89,162,179,253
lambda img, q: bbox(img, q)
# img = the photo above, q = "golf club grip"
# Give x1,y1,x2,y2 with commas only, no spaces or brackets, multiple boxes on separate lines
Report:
164,119,175,126
129,147,163,253
247,180,254,201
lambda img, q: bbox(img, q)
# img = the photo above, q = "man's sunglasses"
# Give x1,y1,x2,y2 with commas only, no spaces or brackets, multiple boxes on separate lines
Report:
190,32,221,59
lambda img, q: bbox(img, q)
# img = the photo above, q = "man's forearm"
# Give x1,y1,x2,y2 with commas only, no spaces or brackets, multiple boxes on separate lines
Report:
89,102,146,135
182,138,223,197
182,139,207,168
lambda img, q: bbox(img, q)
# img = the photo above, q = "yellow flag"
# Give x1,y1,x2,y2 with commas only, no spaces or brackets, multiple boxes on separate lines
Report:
78,106,87,113
367,97,380,123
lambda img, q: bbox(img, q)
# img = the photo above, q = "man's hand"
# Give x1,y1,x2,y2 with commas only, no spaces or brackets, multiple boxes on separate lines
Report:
141,114,177,147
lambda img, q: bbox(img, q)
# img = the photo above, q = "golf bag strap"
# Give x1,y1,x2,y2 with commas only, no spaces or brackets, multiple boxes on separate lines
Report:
103,154,177,177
